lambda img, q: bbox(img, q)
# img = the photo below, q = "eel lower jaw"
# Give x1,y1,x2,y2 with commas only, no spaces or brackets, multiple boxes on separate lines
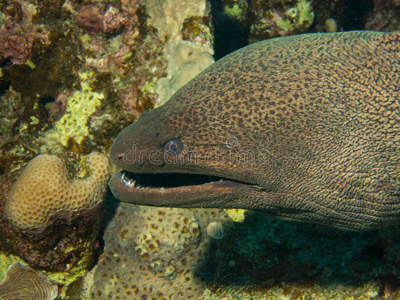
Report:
108,170,253,207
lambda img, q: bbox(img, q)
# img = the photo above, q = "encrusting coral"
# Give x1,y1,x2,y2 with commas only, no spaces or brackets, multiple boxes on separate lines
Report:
155,40,214,106
40,72,104,151
0,1,51,65
91,203,231,299
0,262,58,300
2,152,110,271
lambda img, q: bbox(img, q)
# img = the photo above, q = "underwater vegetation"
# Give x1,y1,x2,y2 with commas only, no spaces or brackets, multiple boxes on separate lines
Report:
1,0,400,299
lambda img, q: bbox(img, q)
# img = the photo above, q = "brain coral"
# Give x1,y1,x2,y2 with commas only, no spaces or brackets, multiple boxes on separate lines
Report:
5,152,109,230
92,203,230,299
2,152,110,271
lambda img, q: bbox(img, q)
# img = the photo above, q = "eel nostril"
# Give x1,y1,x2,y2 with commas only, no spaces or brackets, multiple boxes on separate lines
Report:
117,153,124,161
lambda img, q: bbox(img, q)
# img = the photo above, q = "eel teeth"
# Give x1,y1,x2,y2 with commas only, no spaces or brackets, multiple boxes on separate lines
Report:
121,172,127,182
121,173,136,188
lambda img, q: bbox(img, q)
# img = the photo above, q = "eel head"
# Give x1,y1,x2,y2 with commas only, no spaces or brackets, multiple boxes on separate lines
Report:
108,107,268,209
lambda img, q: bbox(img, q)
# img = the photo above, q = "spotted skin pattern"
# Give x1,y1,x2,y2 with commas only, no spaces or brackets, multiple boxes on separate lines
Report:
110,31,400,231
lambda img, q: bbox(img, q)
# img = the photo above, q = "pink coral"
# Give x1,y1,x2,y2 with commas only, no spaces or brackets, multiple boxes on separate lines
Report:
77,5,104,33
0,2,50,64
0,34,30,64
80,2,140,74
47,91,71,117
77,5,126,34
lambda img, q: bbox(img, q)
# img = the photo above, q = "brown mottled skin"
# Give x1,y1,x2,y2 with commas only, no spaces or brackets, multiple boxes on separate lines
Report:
109,31,400,231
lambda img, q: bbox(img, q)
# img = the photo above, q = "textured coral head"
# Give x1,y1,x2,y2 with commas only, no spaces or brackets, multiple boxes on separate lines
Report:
4,152,110,230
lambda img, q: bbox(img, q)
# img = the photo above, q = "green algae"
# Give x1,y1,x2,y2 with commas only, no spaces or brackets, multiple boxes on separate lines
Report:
223,3,243,18
276,0,314,33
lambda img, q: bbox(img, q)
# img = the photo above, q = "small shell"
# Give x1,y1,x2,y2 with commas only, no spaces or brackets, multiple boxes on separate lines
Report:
325,18,338,33
207,221,225,240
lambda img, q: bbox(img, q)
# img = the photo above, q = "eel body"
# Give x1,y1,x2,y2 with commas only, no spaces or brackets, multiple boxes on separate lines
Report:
109,31,400,231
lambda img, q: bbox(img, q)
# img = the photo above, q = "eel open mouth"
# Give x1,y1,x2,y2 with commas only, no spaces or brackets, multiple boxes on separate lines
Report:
108,168,253,206
119,170,227,189
108,165,256,207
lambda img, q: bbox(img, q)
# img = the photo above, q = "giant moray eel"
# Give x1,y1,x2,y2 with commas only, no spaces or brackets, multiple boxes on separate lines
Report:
109,31,400,231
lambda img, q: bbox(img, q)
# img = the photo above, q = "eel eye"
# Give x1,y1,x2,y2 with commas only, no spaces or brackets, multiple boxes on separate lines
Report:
163,139,183,155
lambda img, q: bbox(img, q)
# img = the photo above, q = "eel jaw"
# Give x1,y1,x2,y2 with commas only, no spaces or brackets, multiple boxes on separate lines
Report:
108,170,252,207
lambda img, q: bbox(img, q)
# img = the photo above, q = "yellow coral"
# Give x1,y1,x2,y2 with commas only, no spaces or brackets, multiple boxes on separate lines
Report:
42,72,103,147
0,252,89,297
0,253,23,283
223,3,242,18
276,0,314,33
224,208,246,222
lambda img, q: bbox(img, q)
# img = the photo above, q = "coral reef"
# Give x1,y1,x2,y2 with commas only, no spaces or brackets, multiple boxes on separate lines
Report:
2,152,110,271
91,203,231,299
0,0,215,297
0,88,24,153
0,1,50,65
365,0,400,31
74,1,167,112
0,0,169,168
155,40,214,105
143,0,215,106
217,0,390,41
0,262,58,300
221,0,315,42
0,0,216,172
3,0,400,299
41,72,104,150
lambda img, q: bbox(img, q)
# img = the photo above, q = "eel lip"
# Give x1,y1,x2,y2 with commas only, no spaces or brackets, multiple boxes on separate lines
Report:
108,170,250,206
